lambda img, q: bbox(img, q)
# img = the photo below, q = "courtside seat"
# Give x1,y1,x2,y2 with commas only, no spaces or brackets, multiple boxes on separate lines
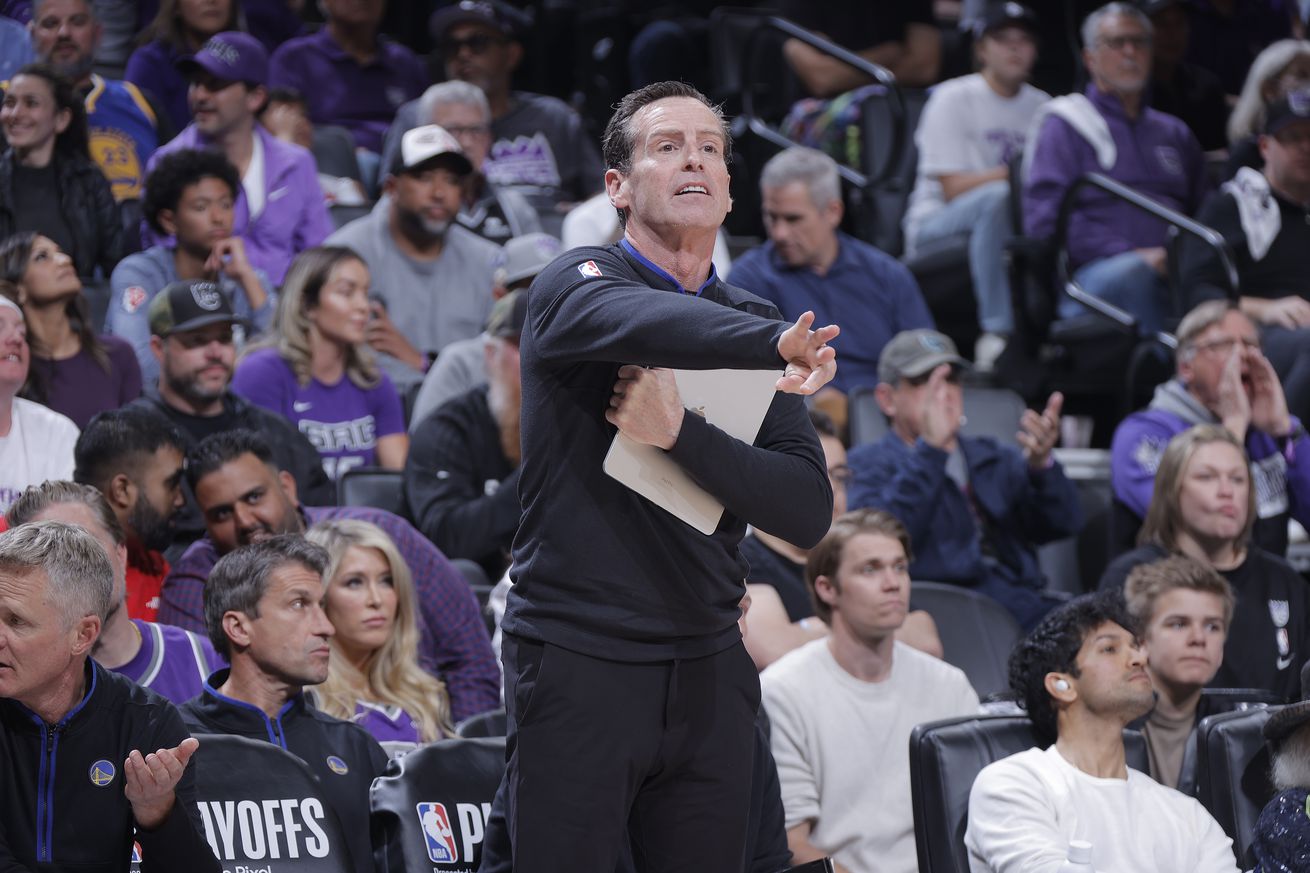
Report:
455,708,507,739
908,582,1022,699
1194,707,1277,865
337,468,405,517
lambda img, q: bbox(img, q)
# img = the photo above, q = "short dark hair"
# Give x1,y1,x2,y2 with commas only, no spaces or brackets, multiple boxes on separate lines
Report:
204,534,328,659
263,86,307,110
186,429,277,492
1009,591,1137,746
804,509,912,625
74,406,187,493
808,408,837,440
142,148,241,236
5,480,125,547
600,81,732,227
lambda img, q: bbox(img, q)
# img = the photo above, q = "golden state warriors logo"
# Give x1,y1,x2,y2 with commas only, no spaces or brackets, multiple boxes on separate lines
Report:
90,128,143,201
89,759,116,787
326,755,349,775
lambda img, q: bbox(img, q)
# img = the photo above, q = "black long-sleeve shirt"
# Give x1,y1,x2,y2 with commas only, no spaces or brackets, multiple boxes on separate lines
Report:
503,241,833,662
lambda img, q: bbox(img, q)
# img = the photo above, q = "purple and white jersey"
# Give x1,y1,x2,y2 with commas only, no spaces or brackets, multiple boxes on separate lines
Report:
114,619,226,705
353,700,423,744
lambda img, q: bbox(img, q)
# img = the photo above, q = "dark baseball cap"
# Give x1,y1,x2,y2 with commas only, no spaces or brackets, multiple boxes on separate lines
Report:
975,2,1038,39
877,329,971,385
486,288,528,340
148,280,240,337
177,32,269,87
430,0,527,42
1265,88,1310,136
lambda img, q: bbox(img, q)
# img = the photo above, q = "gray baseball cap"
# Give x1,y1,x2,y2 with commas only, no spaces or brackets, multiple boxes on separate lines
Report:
877,329,971,384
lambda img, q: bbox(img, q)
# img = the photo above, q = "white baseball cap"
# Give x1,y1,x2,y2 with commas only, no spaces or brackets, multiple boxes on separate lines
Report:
393,124,474,176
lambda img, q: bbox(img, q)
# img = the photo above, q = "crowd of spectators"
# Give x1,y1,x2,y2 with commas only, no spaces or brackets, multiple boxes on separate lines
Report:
4,0,1310,871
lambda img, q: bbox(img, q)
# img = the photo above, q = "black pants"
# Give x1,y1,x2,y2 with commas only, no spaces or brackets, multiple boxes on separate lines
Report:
501,635,760,873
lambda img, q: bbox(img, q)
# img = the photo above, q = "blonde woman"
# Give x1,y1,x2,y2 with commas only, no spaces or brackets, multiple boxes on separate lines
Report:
306,519,452,743
232,245,407,480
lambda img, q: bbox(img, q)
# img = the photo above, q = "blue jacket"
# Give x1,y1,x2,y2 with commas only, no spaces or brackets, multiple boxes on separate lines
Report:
848,432,1082,589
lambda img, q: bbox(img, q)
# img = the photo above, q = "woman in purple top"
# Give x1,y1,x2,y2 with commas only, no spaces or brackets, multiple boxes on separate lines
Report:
125,0,240,131
232,245,407,479
307,519,454,745
0,233,142,428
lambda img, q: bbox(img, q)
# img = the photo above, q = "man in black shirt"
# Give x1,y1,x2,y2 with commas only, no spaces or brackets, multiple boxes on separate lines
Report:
781,0,941,93
500,80,839,872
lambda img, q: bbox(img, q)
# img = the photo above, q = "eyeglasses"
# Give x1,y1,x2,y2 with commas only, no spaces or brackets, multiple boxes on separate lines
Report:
1097,34,1151,52
440,33,507,55
1191,337,1260,356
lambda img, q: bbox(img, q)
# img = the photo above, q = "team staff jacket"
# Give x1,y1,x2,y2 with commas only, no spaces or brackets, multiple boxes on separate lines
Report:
503,241,834,662
180,670,388,873
0,659,218,872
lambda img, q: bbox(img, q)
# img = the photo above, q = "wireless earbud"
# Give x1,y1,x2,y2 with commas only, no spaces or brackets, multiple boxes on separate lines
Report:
1054,679,1071,692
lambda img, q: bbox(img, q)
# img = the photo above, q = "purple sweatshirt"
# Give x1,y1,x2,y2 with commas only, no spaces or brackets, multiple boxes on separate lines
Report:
1023,84,1206,269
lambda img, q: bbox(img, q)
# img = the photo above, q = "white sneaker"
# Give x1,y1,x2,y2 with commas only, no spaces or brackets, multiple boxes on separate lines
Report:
974,332,1007,372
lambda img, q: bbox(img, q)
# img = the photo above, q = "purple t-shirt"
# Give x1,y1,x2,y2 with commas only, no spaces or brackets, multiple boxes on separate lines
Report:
32,333,143,429
352,700,422,744
114,619,227,705
231,346,404,479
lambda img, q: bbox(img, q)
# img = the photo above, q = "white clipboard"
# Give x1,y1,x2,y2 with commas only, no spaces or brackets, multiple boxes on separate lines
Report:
603,368,782,535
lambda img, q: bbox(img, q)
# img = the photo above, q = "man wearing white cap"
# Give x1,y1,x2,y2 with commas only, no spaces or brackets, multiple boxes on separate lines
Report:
328,124,503,392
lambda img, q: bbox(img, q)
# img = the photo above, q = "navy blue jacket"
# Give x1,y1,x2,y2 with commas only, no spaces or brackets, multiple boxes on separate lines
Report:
848,432,1082,589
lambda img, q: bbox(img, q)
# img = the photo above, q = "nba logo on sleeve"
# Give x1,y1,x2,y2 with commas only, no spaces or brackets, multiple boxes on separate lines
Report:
417,802,459,863
578,260,603,278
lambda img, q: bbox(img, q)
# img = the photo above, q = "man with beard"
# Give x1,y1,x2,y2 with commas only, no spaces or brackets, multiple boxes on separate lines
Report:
162,428,501,723
328,124,503,392
72,405,188,621
24,0,170,202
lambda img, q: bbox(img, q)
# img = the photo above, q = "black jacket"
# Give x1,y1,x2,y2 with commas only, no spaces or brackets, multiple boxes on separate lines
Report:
0,659,218,873
180,671,388,873
0,150,122,279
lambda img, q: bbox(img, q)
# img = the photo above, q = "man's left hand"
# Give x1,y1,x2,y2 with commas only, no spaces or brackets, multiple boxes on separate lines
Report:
606,365,684,450
1018,392,1062,470
1247,348,1293,437
205,237,256,285
124,736,200,830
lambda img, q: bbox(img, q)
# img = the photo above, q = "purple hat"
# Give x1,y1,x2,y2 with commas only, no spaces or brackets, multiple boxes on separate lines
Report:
177,32,269,87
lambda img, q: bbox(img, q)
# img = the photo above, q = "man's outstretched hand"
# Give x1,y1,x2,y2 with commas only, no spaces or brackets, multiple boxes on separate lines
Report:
125,736,200,830
776,311,840,395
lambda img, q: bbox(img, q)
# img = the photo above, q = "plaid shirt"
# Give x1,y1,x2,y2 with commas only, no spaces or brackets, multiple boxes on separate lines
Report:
159,505,500,722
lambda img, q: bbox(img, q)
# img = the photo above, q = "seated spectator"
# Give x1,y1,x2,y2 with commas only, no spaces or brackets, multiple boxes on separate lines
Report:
131,278,334,509
0,520,219,873
164,429,500,722
1145,0,1228,152
109,147,275,387
6,480,222,704
0,15,33,80
1,63,122,280
425,0,603,225
1023,2,1205,337
268,0,426,157
124,0,238,132
1181,93,1310,427
965,591,1240,871
147,32,333,285
1225,39,1310,178
259,87,366,206
728,147,933,410
408,229,557,426
762,509,978,872
385,80,543,244
180,534,386,873
848,329,1079,630
780,0,940,94
28,0,172,203
73,405,188,621
903,4,1048,369
305,518,453,744
1123,555,1234,791
327,125,501,392
233,245,406,480
0,231,141,427
1100,424,1310,701
1111,301,1310,556
1254,666,1310,870
0,284,78,510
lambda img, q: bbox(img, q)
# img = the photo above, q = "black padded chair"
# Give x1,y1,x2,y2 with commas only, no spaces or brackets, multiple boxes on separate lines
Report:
190,733,356,872
910,714,1150,873
1194,707,1277,864
337,467,405,517
370,737,506,872
455,708,507,739
908,582,1023,699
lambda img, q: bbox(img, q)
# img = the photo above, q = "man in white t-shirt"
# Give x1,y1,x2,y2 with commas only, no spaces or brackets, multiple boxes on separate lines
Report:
903,3,1048,369
965,590,1240,873
761,509,978,873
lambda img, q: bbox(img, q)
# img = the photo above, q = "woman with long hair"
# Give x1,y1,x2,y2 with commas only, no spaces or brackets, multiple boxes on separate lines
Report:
0,64,121,280
0,232,140,428
306,519,453,744
1099,424,1308,699
232,245,406,479
125,0,242,131
1224,39,1310,178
